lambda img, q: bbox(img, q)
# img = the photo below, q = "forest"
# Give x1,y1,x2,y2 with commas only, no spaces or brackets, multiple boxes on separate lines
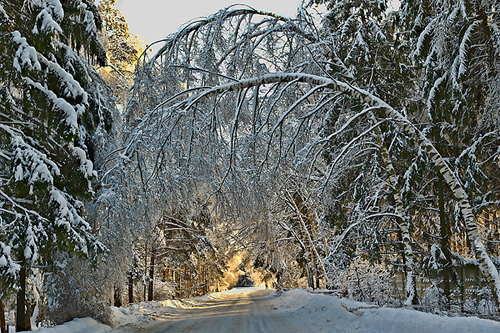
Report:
0,0,499,331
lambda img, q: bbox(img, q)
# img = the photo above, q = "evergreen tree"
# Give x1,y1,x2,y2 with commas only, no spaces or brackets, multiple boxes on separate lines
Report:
400,0,500,306
97,0,144,107
310,0,422,304
0,0,111,329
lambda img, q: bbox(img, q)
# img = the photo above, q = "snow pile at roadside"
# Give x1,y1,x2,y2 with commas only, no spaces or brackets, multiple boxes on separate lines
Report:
109,307,140,328
31,318,111,333
268,288,500,333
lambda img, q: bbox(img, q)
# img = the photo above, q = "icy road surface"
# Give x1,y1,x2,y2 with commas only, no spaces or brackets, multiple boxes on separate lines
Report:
111,288,310,332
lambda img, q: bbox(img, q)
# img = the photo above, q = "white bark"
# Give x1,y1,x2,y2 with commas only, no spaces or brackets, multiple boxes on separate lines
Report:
384,153,416,304
369,113,418,305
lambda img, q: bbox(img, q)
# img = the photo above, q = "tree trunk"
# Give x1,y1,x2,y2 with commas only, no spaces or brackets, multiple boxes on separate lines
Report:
128,274,134,304
438,174,452,307
143,245,148,302
370,112,418,305
172,270,176,299
203,265,207,295
314,262,320,289
0,299,6,333
148,251,155,301
306,264,314,289
197,263,202,294
178,269,182,297
16,255,28,332
288,192,328,288
114,285,122,307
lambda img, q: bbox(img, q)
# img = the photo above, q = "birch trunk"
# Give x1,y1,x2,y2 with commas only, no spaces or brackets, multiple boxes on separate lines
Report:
383,147,419,305
438,174,452,307
370,112,418,305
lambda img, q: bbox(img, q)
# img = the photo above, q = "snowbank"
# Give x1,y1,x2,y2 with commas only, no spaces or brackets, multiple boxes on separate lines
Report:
28,318,111,333
268,288,500,333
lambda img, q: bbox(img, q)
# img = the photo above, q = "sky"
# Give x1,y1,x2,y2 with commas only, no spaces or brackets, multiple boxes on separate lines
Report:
115,0,401,54
115,0,306,53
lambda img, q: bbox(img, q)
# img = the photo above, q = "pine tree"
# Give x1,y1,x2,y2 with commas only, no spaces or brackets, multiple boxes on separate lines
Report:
0,0,111,329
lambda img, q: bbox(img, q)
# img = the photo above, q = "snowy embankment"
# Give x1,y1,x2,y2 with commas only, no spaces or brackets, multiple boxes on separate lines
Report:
269,289,500,332
28,287,500,333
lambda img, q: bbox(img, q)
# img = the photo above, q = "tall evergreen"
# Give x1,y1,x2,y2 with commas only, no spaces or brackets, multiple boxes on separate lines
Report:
400,0,500,305
0,0,111,330
97,0,144,106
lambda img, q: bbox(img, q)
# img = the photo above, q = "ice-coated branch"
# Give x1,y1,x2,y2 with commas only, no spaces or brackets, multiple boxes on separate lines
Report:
139,71,500,304
149,5,318,63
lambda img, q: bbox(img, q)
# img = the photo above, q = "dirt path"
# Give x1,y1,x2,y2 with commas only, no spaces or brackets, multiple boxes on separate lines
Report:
112,288,311,332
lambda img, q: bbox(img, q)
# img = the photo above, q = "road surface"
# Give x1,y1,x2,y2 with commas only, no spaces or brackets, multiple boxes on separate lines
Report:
112,288,312,332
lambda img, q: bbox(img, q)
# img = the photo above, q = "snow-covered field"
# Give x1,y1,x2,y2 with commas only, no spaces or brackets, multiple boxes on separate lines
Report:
23,287,500,332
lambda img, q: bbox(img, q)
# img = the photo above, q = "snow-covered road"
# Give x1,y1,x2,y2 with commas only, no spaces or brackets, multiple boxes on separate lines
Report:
34,287,500,333
111,288,309,332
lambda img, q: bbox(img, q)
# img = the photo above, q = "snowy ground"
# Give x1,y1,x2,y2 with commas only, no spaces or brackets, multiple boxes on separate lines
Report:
22,287,500,332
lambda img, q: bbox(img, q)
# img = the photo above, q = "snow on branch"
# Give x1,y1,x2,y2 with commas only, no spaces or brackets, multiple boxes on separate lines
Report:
413,17,437,60
23,77,80,134
457,20,479,79
12,31,41,72
0,240,21,285
11,134,60,192
33,8,63,35
149,5,318,64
